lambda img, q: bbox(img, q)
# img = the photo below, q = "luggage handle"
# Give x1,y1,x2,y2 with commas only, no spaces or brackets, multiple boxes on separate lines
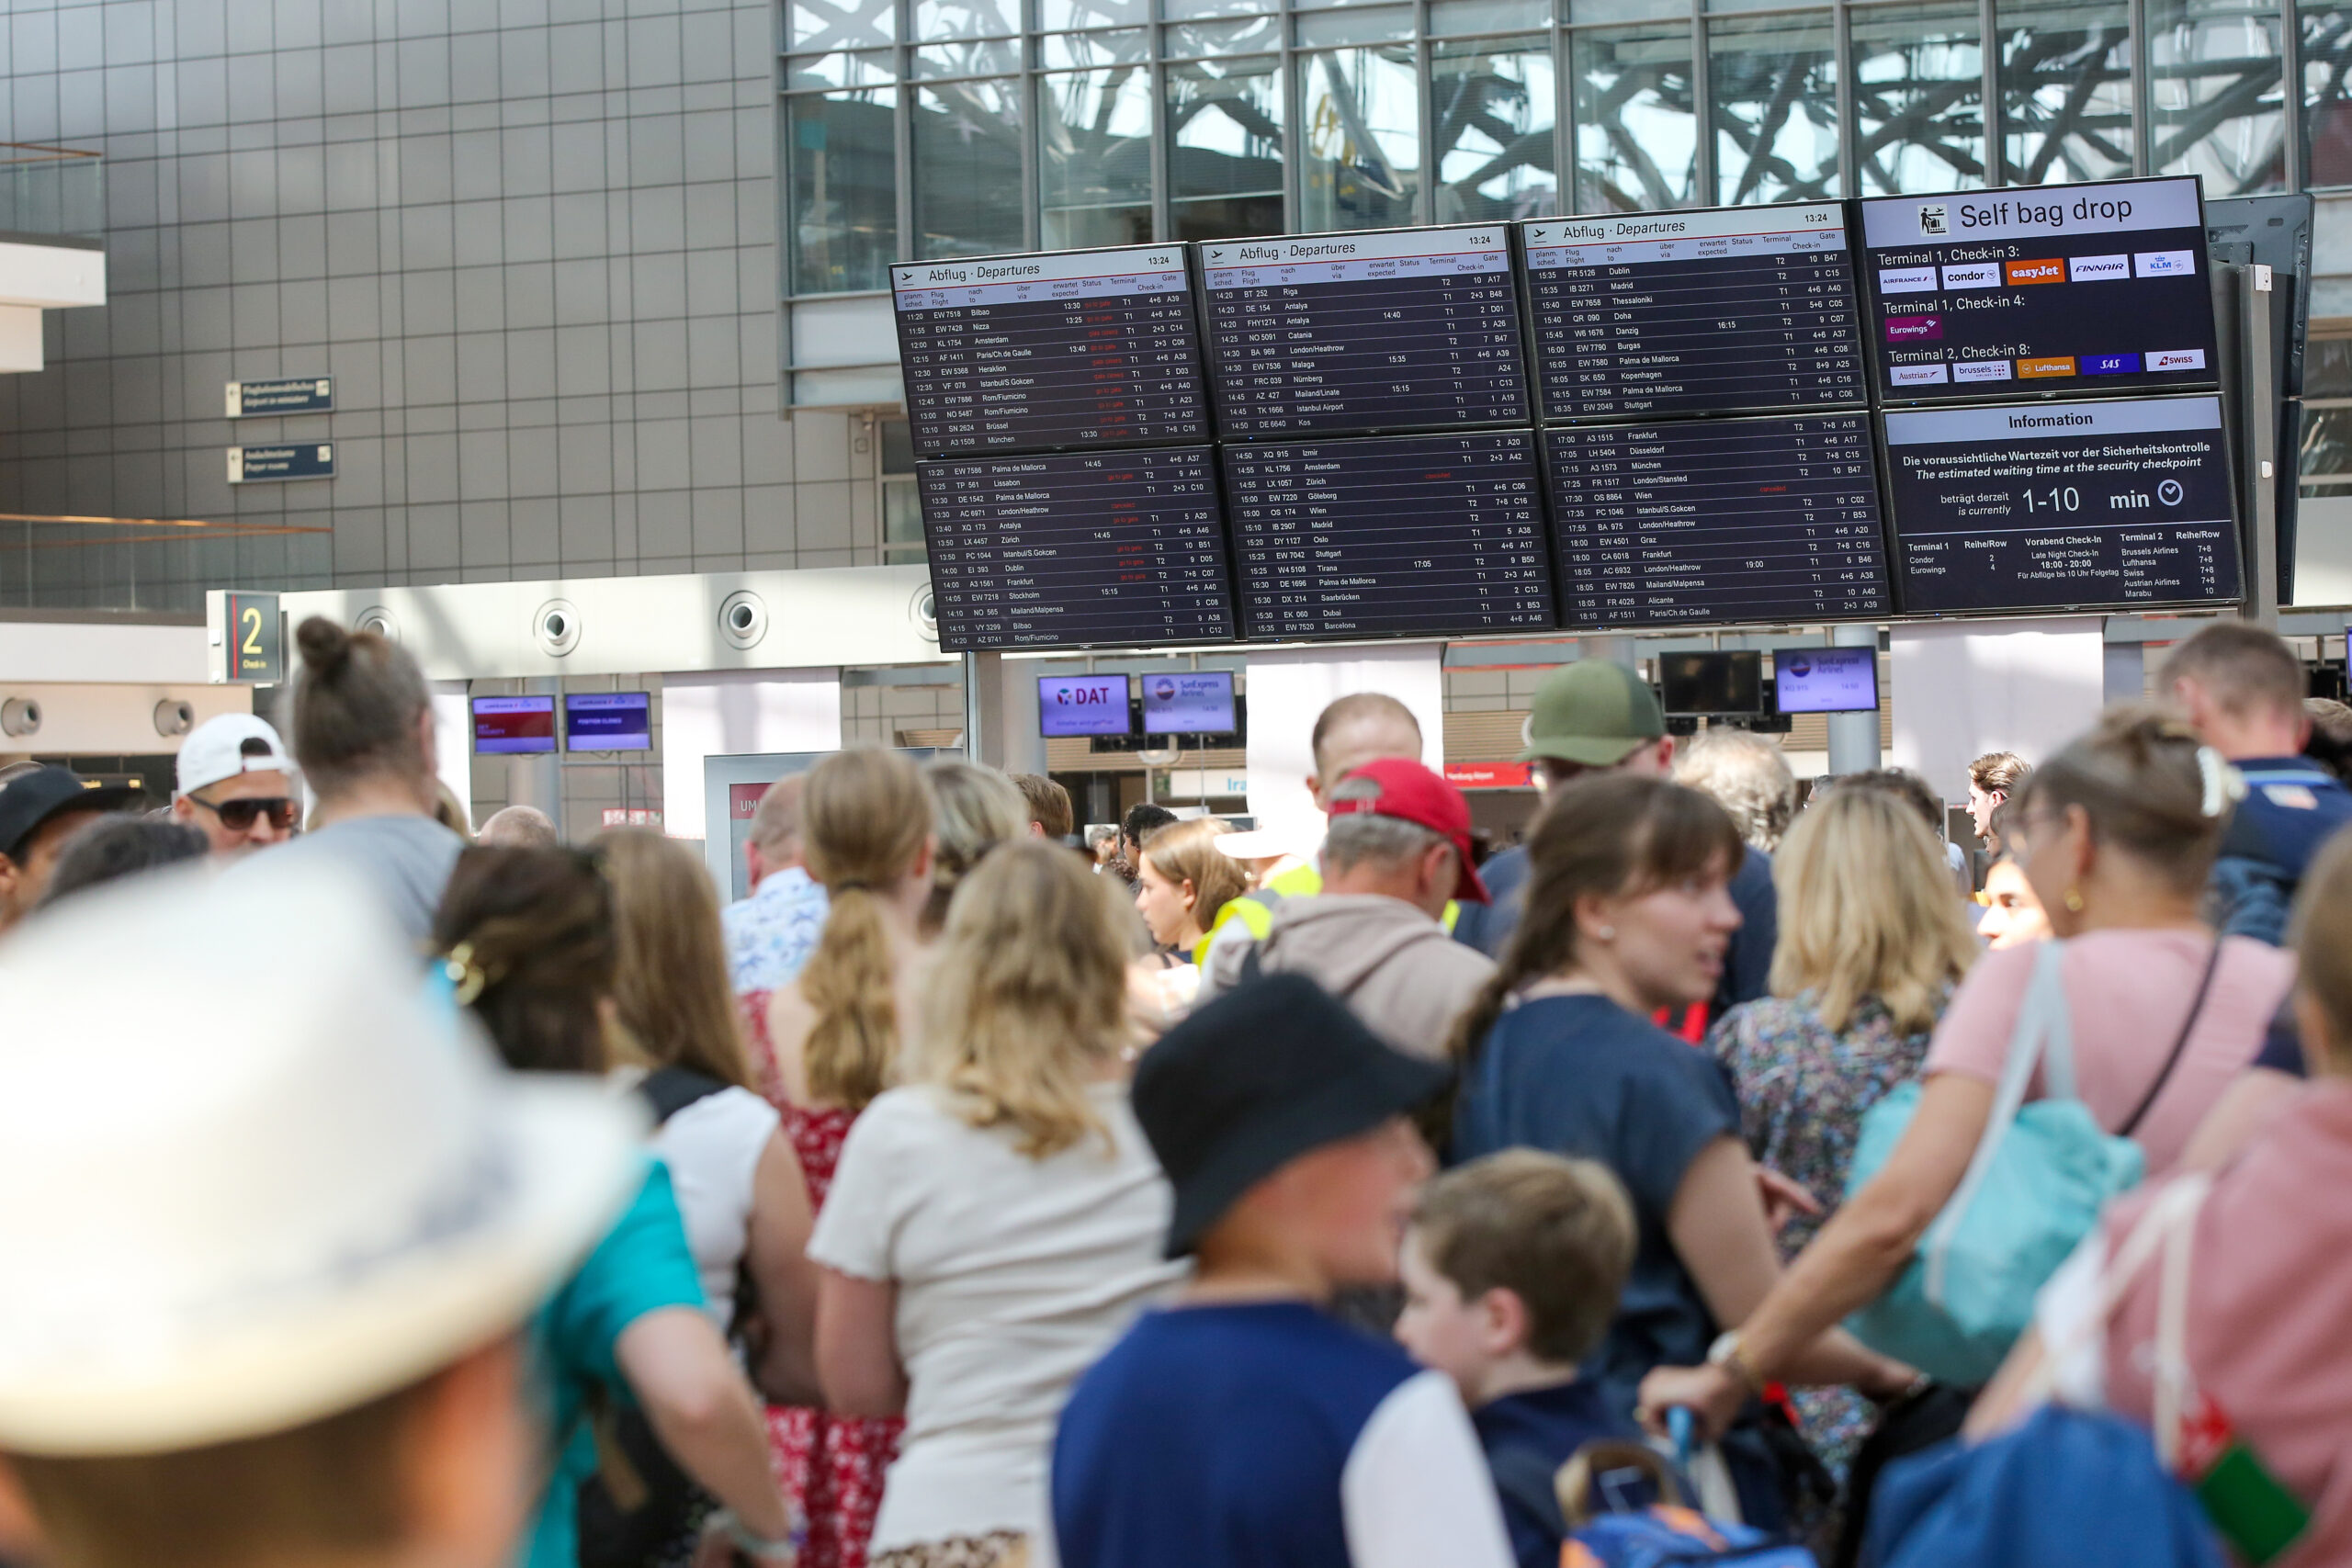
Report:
1555,1441,1689,1529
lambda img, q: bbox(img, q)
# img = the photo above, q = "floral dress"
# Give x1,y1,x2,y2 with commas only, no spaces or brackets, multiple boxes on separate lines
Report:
1706,987,1948,1477
741,992,902,1568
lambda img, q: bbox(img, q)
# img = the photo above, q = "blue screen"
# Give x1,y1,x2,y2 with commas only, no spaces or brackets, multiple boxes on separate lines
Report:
564,692,652,751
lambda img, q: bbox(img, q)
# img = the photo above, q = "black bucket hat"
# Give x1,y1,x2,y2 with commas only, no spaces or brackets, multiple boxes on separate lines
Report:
1133,972,1452,1259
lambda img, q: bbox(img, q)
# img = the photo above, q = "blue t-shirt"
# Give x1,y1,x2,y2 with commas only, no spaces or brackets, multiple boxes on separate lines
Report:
1455,844,1775,1019
2211,756,2352,944
1052,1302,1513,1568
1453,995,1740,1416
1473,1382,1645,1568
2254,999,2306,1077
524,1158,707,1568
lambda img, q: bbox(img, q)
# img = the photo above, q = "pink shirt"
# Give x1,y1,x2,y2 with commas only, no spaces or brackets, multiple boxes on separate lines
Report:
1923,931,2292,1175
2101,1082,2352,1566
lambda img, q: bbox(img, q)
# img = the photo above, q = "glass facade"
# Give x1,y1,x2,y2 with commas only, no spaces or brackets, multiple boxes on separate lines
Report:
782,0,2350,296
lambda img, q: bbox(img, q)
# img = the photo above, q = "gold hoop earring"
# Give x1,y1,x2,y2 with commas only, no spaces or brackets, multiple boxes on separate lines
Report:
2063,886,2086,914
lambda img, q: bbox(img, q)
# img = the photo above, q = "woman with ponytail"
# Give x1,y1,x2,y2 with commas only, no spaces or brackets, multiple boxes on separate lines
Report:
1450,774,1915,1528
755,749,937,1568
1637,707,2294,1455
916,760,1027,940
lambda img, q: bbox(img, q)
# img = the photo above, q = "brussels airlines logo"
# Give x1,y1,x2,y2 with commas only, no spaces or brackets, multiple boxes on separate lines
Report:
1918,203,1950,236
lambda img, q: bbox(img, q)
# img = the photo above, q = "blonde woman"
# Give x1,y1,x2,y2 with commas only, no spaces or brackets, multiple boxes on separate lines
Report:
808,841,1186,1568
757,748,936,1568
1134,817,1249,962
919,759,1028,938
1702,785,1979,1475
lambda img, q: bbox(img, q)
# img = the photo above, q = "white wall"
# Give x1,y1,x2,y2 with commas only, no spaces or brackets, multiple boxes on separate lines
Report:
1890,618,2107,799
1243,646,1446,845
0,682,248,759
659,671,843,841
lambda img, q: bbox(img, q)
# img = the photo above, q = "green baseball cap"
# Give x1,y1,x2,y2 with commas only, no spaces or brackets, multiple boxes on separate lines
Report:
1517,660,1665,767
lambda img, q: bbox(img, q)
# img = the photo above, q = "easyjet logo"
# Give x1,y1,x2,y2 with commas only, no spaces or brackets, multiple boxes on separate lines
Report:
2005,258,2065,285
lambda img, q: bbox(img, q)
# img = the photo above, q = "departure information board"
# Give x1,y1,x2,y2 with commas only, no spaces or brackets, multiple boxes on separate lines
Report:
1222,430,1553,639
919,446,1237,650
1857,177,2218,402
1524,205,1866,422
1199,227,1528,439
892,245,1211,457
1545,412,1891,627
1883,396,2240,613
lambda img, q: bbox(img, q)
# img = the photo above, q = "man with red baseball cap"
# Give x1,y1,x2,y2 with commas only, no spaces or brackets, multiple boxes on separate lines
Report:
1196,757,1494,1060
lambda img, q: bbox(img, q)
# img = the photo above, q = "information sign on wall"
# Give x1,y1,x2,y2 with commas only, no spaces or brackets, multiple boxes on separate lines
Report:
225,377,334,416
228,444,335,482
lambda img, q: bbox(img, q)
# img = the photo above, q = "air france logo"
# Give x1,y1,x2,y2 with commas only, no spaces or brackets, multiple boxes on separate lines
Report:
1918,203,1949,237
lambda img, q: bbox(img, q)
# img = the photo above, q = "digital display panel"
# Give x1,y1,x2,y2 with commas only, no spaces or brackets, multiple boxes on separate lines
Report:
1200,226,1528,439
1143,671,1237,735
1524,204,1866,422
1883,395,2240,614
1658,651,1763,715
919,446,1237,651
472,695,556,755
1544,412,1891,629
891,245,1211,457
1857,177,2218,402
1037,674,1135,737
1773,647,1880,713
563,692,652,751
1223,430,1554,640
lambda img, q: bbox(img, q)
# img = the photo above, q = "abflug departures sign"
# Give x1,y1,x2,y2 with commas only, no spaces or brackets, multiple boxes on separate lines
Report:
1883,395,2240,614
1857,176,2218,402
1199,226,1529,439
891,244,1213,457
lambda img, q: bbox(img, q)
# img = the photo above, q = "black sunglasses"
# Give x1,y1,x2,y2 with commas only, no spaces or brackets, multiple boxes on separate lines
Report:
189,795,299,832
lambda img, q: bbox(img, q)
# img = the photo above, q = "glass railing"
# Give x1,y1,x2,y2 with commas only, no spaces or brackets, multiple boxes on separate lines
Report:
0,513,333,615
0,143,103,242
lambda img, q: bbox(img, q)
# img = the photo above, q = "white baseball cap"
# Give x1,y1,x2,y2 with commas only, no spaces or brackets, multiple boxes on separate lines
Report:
0,859,641,1455
175,712,299,798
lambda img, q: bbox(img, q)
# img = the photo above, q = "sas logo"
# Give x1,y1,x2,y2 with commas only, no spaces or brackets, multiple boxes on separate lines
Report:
1918,203,1949,236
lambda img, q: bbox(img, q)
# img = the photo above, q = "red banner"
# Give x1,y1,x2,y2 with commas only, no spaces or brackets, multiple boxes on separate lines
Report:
1445,762,1533,790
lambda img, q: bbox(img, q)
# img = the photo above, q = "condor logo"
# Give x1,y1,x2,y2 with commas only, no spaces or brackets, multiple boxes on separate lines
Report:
2005,258,2065,285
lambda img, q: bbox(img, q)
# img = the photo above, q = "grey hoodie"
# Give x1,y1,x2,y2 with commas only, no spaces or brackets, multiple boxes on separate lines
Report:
1197,892,1496,1060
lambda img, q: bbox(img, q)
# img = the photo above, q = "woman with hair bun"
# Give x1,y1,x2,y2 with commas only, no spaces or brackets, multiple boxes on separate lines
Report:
1641,706,2295,1443
757,748,938,1568
264,615,457,946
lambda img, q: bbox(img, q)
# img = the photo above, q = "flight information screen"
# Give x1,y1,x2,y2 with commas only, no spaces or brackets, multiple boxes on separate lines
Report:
892,245,1211,457
1199,227,1529,439
1544,412,1891,628
1856,177,2218,402
919,446,1237,650
1524,204,1867,422
1222,430,1553,640
1883,396,2240,613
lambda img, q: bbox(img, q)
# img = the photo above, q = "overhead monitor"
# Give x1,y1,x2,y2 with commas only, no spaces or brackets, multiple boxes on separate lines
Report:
1544,412,1891,629
1222,429,1555,640
1657,650,1763,716
1143,671,1236,735
1198,226,1530,439
1037,674,1135,738
1855,176,2218,403
1773,648,1880,714
891,244,1213,458
919,446,1238,651
1523,203,1867,423
563,692,652,751
1882,394,2241,615
471,694,556,754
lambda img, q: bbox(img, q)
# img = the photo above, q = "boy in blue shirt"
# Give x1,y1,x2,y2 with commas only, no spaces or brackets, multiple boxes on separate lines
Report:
1396,1150,1645,1568
1051,973,1515,1568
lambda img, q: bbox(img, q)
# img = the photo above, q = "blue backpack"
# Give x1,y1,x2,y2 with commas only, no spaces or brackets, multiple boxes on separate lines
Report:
1494,1440,1815,1568
1864,1406,2226,1568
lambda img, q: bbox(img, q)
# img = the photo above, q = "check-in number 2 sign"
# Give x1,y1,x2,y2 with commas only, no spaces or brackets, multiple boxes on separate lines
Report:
225,591,283,682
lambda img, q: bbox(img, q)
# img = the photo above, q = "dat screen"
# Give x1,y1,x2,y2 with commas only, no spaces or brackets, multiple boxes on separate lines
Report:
1223,430,1554,640
892,245,1211,457
1524,204,1867,422
1883,395,2240,613
919,446,1237,651
1199,226,1529,438
1545,412,1891,628
1856,177,2218,402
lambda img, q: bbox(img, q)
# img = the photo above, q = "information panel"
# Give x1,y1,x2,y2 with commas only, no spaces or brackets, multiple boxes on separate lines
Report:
1883,396,2239,613
1544,412,1891,628
1524,204,1866,422
919,446,1237,650
1222,430,1553,640
1856,177,2218,402
892,245,1211,457
1200,227,1528,439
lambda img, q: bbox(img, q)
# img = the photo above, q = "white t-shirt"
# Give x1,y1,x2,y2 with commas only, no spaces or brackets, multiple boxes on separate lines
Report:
808,1080,1186,1560
645,1083,780,1325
